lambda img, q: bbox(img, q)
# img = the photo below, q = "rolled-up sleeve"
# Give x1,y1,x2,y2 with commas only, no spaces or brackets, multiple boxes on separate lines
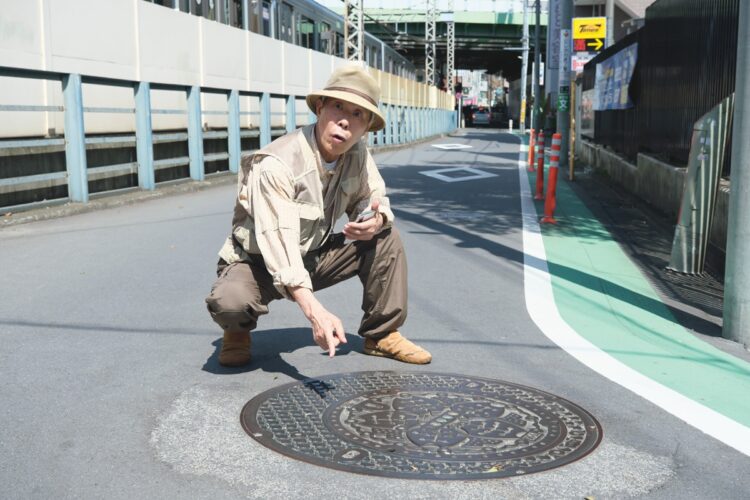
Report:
352,151,395,228
250,157,312,296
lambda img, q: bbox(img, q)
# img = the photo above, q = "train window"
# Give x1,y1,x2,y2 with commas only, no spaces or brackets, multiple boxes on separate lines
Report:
226,0,243,28
319,22,332,54
298,16,314,49
261,1,271,36
336,32,344,57
143,0,176,7
279,2,294,43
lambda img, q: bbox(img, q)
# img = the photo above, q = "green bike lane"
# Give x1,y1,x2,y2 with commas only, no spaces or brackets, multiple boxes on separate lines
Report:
514,134,750,455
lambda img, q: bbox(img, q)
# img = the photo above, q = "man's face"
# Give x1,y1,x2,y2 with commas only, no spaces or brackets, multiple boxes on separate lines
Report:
314,98,371,162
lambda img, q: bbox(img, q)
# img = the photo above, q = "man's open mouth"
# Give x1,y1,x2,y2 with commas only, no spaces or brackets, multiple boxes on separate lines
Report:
332,133,347,143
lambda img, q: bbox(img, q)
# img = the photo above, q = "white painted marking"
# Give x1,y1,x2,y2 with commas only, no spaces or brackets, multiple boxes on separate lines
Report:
420,167,498,183
431,143,473,150
512,134,750,457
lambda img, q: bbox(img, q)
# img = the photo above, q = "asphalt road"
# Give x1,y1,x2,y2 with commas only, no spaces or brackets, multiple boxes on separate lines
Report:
1,129,747,499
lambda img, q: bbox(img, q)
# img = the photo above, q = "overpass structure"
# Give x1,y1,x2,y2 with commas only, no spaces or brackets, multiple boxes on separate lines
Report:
322,0,548,79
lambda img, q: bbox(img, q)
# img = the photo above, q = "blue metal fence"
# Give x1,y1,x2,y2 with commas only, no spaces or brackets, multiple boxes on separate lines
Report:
0,65,457,211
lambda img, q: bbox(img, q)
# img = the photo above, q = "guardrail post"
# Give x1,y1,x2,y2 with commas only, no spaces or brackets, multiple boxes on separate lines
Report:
376,104,384,145
228,89,241,174
260,92,271,147
412,107,417,141
285,94,296,133
134,82,155,190
187,85,205,181
62,73,89,202
385,104,393,144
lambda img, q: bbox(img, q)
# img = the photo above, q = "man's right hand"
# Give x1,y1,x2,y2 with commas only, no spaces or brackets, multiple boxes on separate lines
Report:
289,287,347,357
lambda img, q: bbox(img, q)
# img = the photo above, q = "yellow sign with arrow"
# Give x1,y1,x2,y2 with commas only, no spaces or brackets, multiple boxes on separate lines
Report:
573,17,607,53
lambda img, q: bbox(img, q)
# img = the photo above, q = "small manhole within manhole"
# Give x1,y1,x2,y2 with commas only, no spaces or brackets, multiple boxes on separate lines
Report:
240,371,602,479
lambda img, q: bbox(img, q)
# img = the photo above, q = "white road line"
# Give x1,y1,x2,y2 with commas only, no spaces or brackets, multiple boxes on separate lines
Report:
512,135,750,457
419,167,498,183
431,143,473,150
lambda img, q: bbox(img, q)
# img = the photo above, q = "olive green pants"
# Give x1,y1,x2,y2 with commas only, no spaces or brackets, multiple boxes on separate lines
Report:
205,228,407,339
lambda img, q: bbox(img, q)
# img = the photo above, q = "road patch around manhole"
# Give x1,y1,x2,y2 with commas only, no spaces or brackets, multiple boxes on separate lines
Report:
239,371,602,480
431,143,473,150
419,167,497,183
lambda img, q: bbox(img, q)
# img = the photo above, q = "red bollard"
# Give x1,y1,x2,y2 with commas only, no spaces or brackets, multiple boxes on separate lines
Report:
534,132,545,200
541,133,562,224
527,129,536,172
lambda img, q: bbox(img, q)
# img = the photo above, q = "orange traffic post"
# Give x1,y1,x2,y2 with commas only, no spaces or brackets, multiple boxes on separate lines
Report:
527,128,536,172
541,133,562,224
534,131,545,200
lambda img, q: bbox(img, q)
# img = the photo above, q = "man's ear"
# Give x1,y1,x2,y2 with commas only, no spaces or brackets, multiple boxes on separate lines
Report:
314,98,325,116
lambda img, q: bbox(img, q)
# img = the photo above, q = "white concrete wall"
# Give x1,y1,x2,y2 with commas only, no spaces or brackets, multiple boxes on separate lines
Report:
0,0,452,139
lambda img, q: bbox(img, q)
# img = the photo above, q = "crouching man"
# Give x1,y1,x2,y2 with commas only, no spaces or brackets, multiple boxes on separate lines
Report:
205,65,431,366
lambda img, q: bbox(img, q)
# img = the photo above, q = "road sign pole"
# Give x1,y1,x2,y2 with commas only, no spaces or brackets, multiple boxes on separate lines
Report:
724,0,750,347
557,0,572,170
532,0,541,132
520,0,529,133
605,0,615,48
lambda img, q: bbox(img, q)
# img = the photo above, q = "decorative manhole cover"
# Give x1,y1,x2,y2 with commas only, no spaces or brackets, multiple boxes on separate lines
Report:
240,372,602,479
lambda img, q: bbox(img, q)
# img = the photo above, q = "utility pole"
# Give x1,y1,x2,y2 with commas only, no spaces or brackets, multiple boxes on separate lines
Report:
532,0,541,131
446,4,455,94
724,0,750,347
520,0,529,133
546,0,560,106
557,0,572,169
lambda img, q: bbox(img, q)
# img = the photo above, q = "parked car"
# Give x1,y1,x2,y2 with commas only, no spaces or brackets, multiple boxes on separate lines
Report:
472,107,491,126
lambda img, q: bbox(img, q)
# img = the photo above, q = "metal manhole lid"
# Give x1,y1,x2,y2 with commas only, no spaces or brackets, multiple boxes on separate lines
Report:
240,371,602,480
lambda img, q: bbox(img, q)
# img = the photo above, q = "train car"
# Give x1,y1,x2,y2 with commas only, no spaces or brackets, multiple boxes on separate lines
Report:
145,0,415,79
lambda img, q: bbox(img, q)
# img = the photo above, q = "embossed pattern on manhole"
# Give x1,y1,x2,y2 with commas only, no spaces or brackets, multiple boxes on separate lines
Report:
240,371,602,480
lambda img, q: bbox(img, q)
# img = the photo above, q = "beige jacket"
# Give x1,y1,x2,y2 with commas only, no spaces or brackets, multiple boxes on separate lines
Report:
218,124,394,296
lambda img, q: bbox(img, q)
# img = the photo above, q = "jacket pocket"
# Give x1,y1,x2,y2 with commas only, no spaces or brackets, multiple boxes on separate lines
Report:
298,203,323,244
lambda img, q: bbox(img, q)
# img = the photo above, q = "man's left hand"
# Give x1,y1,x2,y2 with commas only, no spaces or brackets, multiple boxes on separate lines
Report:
343,200,384,241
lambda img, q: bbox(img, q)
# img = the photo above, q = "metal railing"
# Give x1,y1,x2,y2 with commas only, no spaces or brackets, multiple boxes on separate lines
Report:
0,66,457,211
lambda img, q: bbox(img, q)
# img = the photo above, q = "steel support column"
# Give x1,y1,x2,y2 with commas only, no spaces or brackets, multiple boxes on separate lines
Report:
344,0,363,61
425,0,436,86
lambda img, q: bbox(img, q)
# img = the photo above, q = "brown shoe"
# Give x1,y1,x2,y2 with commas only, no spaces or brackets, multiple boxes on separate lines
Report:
363,331,432,364
219,331,251,366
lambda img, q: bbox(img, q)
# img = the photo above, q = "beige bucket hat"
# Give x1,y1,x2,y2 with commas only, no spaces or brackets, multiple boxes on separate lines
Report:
306,65,386,132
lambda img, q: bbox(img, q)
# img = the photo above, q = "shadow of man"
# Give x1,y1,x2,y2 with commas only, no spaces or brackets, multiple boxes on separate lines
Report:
202,327,364,381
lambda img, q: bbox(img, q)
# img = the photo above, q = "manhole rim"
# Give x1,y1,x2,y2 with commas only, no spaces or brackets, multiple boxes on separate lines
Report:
240,370,604,481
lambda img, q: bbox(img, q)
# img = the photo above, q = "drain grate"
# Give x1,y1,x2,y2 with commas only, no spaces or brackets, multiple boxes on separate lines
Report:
240,371,602,480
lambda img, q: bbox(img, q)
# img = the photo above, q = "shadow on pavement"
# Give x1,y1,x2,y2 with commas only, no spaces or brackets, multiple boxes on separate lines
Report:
202,328,364,380
391,209,750,377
